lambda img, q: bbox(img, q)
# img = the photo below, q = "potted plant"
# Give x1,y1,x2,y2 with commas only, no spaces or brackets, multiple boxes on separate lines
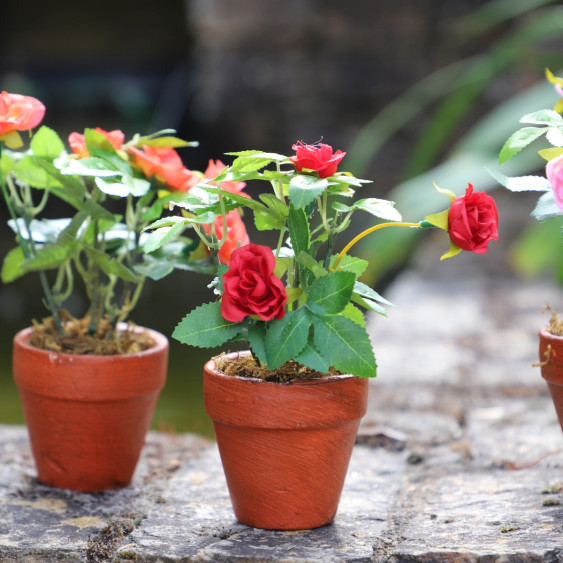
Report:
0,91,213,492
494,69,563,433
144,140,499,529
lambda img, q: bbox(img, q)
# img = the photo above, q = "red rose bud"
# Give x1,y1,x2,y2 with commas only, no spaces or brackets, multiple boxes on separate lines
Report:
448,184,499,254
221,243,287,322
289,141,346,178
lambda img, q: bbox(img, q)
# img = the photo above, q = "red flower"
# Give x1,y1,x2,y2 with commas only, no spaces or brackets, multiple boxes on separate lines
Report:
203,209,250,265
289,141,346,178
68,128,125,158
129,145,198,192
448,184,499,254
0,92,45,147
221,243,287,322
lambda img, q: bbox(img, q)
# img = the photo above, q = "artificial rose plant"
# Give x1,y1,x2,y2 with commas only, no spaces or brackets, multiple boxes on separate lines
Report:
145,141,498,378
0,91,243,346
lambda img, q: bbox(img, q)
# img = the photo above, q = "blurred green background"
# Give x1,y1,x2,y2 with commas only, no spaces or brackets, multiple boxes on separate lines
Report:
1,0,562,436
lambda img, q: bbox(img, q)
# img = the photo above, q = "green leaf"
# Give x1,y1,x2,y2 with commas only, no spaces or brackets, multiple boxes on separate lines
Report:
30,126,64,159
488,168,551,192
333,198,402,222
294,342,330,374
94,177,130,197
520,109,563,126
306,270,356,315
353,281,394,307
296,251,326,279
134,259,174,281
499,127,546,164
313,315,376,378
532,191,562,221
329,254,368,278
59,157,122,177
22,244,72,272
340,302,366,327
247,323,268,365
351,294,388,316
288,175,328,209
254,193,289,231
1,246,26,283
138,136,197,148
265,308,312,369
84,246,139,282
143,221,187,253
13,155,65,190
288,205,310,257
172,301,240,347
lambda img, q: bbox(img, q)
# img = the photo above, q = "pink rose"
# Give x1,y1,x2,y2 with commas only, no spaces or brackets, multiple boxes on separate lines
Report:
448,184,499,254
289,141,346,178
221,244,287,322
546,154,563,211
68,128,125,158
0,91,45,140
129,145,198,192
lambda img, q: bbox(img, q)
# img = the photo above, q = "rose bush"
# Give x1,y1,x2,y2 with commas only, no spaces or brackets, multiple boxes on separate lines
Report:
447,184,499,254
221,243,287,322
148,141,498,378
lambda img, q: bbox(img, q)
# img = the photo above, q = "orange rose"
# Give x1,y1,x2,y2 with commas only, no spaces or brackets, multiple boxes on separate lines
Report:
129,145,197,192
0,92,45,148
204,209,250,265
203,159,248,197
68,128,125,158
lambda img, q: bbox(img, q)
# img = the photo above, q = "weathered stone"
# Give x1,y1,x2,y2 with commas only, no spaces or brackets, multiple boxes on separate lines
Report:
1,273,563,561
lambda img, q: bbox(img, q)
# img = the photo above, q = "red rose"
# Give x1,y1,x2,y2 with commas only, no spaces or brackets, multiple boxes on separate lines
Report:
221,243,287,322
68,128,125,158
289,141,346,178
448,184,499,254
203,159,248,197
203,209,250,265
129,145,198,192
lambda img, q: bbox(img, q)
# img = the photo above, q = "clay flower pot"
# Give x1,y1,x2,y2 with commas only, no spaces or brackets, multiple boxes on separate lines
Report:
539,328,563,433
13,326,168,492
203,351,368,530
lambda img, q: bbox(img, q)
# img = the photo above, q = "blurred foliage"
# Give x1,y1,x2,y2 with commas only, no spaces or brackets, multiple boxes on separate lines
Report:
346,0,563,285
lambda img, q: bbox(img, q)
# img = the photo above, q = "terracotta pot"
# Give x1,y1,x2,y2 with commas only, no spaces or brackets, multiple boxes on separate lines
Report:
203,351,369,530
13,326,168,492
539,328,563,432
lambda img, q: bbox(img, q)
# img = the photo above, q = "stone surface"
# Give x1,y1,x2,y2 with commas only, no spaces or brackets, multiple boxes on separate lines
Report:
1,272,563,561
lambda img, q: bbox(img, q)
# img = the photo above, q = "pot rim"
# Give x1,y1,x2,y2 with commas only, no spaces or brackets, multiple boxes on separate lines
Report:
14,323,168,360
539,328,563,341
206,350,360,386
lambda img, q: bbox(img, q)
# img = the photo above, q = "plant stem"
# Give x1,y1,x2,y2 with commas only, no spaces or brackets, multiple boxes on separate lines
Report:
332,221,422,271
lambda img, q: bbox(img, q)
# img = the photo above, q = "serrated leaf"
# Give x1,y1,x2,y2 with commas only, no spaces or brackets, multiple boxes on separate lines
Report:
265,308,312,369
313,315,376,378
335,198,402,222
294,342,330,374
288,175,328,209
247,323,268,365
520,109,563,125
143,221,187,253
350,294,388,316
13,155,65,190
340,302,366,327
297,251,326,279
531,191,562,221
488,168,551,192
330,254,368,278
172,301,240,347
353,281,394,307
59,157,122,177
30,126,65,159
546,126,563,147
84,246,139,282
1,246,26,283
288,205,310,257
499,127,546,164
22,244,72,272
307,271,356,315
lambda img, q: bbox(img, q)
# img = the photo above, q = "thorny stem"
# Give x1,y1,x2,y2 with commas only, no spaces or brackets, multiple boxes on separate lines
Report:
332,221,422,271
